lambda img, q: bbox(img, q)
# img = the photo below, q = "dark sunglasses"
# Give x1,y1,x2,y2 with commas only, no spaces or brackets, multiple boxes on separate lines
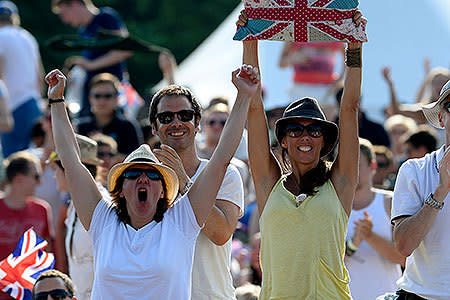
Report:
284,123,323,138
207,119,227,127
98,151,115,158
443,101,450,113
156,109,195,124
91,93,116,99
34,289,72,300
122,169,162,181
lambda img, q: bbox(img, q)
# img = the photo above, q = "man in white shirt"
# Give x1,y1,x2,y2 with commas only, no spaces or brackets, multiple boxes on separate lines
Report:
383,80,450,300
149,85,244,300
0,1,44,157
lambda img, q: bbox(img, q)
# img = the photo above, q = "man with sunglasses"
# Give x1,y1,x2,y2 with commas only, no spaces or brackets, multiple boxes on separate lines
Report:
0,151,52,300
381,80,450,300
33,269,76,300
149,85,244,300
75,72,143,158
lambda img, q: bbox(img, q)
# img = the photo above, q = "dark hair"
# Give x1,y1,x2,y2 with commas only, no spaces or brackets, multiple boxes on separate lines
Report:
149,85,202,128
405,129,438,153
32,269,74,297
280,149,332,196
110,168,170,224
88,73,121,95
373,145,395,169
4,151,39,183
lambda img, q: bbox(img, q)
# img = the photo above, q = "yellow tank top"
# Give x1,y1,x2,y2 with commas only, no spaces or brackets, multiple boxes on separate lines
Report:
259,176,351,300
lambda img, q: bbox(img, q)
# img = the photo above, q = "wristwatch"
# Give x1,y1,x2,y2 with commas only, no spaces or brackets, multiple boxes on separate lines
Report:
424,193,444,210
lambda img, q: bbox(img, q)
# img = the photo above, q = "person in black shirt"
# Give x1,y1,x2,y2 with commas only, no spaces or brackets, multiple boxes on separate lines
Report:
75,73,143,158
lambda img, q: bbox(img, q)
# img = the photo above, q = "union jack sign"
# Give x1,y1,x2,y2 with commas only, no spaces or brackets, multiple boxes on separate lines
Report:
0,228,55,300
233,0,367,43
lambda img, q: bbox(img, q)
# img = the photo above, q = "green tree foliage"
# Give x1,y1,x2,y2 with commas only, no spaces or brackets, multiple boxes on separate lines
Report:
15,0,238,96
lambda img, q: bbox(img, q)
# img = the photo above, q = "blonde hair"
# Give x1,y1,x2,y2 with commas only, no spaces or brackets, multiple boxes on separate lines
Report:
384,114,418,134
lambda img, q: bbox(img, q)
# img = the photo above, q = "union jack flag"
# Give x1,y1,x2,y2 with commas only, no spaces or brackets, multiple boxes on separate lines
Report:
0,228,55,300
233,0,367,43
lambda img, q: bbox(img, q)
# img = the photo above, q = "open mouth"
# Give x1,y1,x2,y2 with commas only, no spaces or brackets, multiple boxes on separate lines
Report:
138,188,148,203
168,131,185,137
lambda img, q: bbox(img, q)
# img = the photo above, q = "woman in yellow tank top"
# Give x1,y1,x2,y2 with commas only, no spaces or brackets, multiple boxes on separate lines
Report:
237,10,366,300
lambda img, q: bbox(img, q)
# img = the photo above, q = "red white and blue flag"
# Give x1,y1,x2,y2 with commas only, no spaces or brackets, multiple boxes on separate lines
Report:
0,228,55,300
233,0,367,43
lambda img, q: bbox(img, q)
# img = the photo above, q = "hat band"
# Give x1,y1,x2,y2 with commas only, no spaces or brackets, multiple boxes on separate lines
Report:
129,158,155,163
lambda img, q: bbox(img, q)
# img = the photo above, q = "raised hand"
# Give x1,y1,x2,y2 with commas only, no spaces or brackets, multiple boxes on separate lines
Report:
353,211,373,241
232,64,260,98
347,10,366,49
236,10,248,27
382,66,392,84
45,69,67,100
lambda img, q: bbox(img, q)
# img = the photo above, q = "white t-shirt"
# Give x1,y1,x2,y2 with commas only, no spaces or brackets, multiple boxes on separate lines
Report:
88,194,201,300
188,159,244,300
346,191,402,300
392,146,450,300
0,25,41,111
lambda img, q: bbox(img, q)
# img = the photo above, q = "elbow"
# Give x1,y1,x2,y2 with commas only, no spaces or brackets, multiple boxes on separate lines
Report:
393,237,414,257
209,232,231,246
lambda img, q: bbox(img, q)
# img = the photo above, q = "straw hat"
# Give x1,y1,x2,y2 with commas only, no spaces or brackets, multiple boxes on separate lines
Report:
275,97,339,158
107,144,179,204
422,80,450,129
46,134,103,166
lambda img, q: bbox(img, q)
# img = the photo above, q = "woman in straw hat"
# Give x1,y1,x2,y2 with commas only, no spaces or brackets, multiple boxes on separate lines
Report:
47,134,105,300
237,10,365,299
45,67,260,299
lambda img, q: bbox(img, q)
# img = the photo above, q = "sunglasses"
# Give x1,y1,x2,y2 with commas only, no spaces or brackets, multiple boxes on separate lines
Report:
98,151,115,158
207,119,227,127
91,93,116,99
122,169,162,181
156,109,195,124
34,289,72,300
284,123,323,138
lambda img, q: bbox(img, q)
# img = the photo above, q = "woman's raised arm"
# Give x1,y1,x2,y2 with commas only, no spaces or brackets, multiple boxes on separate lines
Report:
46,70,102,230
238,11,282,215
187,66,260,226
331,11,365,216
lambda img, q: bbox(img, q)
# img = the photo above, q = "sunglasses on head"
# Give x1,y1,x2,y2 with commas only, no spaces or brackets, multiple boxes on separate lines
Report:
34,289,72,300
284,123,323,138
91,93,116,100
122,169,162,181
156,109,195,124
207,119,227,127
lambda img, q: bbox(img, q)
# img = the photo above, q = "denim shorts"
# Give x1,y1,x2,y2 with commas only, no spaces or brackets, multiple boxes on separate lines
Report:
1,98,42,158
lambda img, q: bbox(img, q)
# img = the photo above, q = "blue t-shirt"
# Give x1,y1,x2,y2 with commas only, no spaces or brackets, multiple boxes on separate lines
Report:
79,7,127,115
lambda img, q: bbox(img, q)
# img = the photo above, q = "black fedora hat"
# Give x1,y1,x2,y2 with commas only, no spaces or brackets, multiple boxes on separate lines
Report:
275,97,339,158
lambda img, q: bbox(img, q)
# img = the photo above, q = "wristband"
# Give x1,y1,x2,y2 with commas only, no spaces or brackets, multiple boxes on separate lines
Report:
345,48,361,68
347,238,359,252
48,98,65,104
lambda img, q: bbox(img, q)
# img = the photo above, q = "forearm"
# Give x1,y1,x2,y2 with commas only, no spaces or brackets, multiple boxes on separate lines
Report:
201,205,235,245
386,81,401,115
393,205,440,256
340,46,362,111
0,99,13,132
51,103,81,165
365,232,405,265
88,50,132,71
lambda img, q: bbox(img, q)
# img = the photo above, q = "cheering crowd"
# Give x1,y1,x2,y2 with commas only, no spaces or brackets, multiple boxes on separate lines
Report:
0,1,449,300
